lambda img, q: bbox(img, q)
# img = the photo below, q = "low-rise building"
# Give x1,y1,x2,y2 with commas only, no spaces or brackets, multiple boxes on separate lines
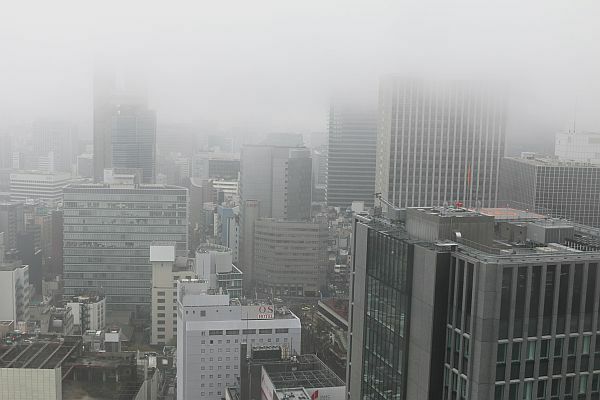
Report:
66,294,106,333
0,261,30,322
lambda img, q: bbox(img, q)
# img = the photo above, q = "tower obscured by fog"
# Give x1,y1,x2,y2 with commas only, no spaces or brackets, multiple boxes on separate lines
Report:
375,78,507,208
327,103,377,208
93,69,156,183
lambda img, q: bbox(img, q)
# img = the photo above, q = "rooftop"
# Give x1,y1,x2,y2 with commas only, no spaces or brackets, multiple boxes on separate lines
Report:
262,354,345,390
0,336,81,369
150,245,175,262
506,155,600,168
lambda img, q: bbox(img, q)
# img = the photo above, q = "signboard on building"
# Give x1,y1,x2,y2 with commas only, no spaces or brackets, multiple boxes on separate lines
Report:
242,304,274,320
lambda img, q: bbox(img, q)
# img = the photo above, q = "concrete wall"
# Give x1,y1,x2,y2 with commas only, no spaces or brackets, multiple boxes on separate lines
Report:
0,367,61,400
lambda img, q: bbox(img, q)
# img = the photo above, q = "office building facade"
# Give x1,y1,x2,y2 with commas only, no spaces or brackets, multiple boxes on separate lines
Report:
111,104,157,183
176,280,301,400
328,103,377,208
62,183,188,316
253,219,328,297
375,78,507,208
0,201,24,250
500,154,600,227
348,206,600,400
0,262,30,322
555,132,600,164
10,171,73,205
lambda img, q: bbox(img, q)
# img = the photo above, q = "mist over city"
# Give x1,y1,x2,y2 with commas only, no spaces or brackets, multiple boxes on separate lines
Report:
1,1,600,400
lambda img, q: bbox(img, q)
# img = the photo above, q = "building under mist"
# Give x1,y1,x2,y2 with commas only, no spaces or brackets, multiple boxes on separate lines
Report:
375,78,507,208
62,179,188,317
500,153,600,228
327,103,377,209
93,69,156,183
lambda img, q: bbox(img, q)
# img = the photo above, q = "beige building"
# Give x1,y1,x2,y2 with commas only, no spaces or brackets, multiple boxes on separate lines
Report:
150,245,197,345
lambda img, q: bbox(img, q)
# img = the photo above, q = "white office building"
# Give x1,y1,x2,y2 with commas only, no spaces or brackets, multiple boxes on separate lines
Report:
195,243,243,299
66,294,106,333
10,171,74,205
555,131,600,164
0,261,30,322
150,245,197,345
177,280,301,400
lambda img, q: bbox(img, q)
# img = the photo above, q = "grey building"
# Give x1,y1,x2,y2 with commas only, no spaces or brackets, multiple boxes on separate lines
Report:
375,78,507,208
111,104,157,183
348,206,600,400
0,201,24,250
93,69,154,183
62,182,188,317
327,103,377,208
239,145,312,288
500,154,600,228
253,219,328,297
240,145,311,221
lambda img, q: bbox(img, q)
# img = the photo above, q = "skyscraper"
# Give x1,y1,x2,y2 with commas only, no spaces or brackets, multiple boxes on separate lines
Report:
62,181,188,317
111,104,157,183
500,153,600,227
375,78,507,208
348,206,600,400
327,103,377,208
239,144,312,288
93,69,155,183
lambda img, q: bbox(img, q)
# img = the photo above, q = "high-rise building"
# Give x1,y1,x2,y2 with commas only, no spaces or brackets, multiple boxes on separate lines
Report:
176,279,301,400
191,152,240,180
111,104,157,183
375,78,507,208
500,153,600,227
62,181,188,316
240,145,311,221
555,131,600,164
93,69,155,183
150,245,197,345
348,205,600,400
253,219,328,297
0,201,24,250
66,294,106,333
327,103,377,208
32,120,77,173
9,171,74,206
239,145,312,289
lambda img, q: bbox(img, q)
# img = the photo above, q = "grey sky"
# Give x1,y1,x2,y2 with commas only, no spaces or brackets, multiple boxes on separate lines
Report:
1,0,599,139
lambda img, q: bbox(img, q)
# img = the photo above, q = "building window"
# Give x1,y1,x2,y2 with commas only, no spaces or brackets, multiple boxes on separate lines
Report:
201,310,206,317
157,291,165,296
209,330,223,336
158,306,165,310
259,329,272,334
242,329,256,334
157,313,165,318
275,328,288,333
226,330,240,335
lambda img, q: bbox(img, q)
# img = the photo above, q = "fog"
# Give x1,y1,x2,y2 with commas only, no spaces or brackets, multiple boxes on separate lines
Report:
1,0,599,149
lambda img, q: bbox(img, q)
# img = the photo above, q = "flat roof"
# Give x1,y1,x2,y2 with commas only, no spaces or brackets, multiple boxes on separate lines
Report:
477,208,547,221
263,354,345,390
0,336,81,369
150,245,175,262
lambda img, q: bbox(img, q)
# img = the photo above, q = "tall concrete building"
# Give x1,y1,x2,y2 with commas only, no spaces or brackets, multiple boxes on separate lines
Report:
176,279,301,400
327,103,377,208
62,182,188,316
375,78,507,208
111,104,157,183
253,219,328,297
500,153,600,227
93,69,155,183
239,145,312,288
348,206,600,400
150,245,197,345
0,201,24,250
555,131,600,164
